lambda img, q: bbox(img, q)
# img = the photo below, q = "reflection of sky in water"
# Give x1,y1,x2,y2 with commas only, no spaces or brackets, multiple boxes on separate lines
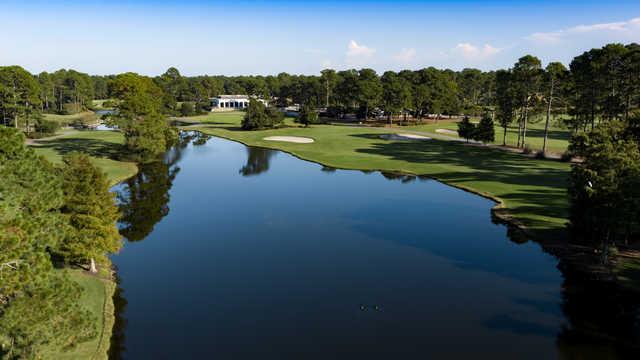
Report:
112,136,570,359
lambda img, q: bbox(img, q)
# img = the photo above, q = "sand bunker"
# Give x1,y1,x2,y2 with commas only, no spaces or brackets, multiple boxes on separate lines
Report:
263,136,314,143
381,133,432,141
436,129,457,135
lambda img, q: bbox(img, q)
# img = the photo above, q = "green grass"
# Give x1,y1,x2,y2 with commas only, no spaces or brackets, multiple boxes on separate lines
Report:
182,111,570,239
91,99,116,110
399,115,572,153
30,129,138,185
40,270,115,360
43,111,98,126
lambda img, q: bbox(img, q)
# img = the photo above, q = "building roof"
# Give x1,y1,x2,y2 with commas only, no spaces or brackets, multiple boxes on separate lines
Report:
214,95,250,99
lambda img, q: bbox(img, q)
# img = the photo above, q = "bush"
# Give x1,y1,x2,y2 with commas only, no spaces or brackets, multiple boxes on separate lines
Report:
534,151,546,159
180,102,195,117
34,119,60,135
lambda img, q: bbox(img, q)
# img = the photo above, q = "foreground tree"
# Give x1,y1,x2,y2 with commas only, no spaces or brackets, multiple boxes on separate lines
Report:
568,120,640,257
0,127,95,358
57,153,122,273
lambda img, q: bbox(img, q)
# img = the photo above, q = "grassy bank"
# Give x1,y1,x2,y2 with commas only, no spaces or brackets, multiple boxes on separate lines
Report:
184,112,570,239
40,270,115,360
30,129,138,185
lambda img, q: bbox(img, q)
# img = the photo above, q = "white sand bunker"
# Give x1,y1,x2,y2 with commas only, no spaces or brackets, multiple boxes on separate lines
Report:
381,133,432,141
436,128,457,135
263,136,314,143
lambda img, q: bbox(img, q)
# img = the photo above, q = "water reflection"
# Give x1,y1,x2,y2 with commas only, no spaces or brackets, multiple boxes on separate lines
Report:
109,133,640,358
115,135,194,242
239,147,276,176
108,273,127,360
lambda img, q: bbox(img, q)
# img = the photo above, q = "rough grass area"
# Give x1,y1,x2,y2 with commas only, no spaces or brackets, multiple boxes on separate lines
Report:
182,111,570,240
397,116,571,153
30,129,137,185
40,270,115,360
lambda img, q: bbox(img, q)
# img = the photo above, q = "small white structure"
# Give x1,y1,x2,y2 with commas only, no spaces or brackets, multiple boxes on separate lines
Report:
210,95,268,112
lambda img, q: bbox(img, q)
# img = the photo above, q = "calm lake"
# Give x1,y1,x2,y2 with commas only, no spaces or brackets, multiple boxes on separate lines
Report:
109,133,639,359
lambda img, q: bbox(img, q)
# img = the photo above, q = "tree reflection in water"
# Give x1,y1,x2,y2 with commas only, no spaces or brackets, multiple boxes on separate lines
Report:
115,132,201,242
239,146,276,176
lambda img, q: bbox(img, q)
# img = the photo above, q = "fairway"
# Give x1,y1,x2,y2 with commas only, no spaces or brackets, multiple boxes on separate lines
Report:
183,111,570,239
30,129,138,185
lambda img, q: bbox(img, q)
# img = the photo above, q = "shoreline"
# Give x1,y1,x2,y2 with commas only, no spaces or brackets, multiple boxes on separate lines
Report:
194,129,640,293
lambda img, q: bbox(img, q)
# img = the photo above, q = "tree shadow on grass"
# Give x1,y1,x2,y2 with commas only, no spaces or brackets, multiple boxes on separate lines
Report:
351,133,570,239
35,137,126,160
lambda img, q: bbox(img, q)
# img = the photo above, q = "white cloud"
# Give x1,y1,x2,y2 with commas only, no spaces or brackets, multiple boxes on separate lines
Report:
527,17,640,45
346,40,375,64
454,43,501,60
393,48,417,64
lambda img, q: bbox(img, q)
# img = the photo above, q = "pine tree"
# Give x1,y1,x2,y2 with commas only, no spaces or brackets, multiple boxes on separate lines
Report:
473,112,495,143
57,153,122,273
457,116,476,142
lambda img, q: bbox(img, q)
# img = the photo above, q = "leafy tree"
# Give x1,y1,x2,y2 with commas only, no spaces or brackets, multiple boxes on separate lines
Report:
110,72,177,160
298,103,318,127
473,112,495,143
57,153,122,273
356,68,382,120
241,99,282,130
457,116,476,142
381,71,411,124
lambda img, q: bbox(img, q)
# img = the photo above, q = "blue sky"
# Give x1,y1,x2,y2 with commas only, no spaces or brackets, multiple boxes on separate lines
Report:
1,0,639,76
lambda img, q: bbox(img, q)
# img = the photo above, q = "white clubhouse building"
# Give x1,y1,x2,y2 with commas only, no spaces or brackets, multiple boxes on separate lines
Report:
210,95,268,111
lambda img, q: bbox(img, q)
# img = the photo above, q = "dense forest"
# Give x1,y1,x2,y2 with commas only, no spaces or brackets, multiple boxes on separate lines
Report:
2,42,640,357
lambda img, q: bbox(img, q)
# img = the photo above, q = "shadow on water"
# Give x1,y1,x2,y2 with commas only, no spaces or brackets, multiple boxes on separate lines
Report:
238,147,277,177
107,272,127,360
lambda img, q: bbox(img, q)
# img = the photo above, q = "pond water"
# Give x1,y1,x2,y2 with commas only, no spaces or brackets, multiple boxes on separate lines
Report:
109,134,639,359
